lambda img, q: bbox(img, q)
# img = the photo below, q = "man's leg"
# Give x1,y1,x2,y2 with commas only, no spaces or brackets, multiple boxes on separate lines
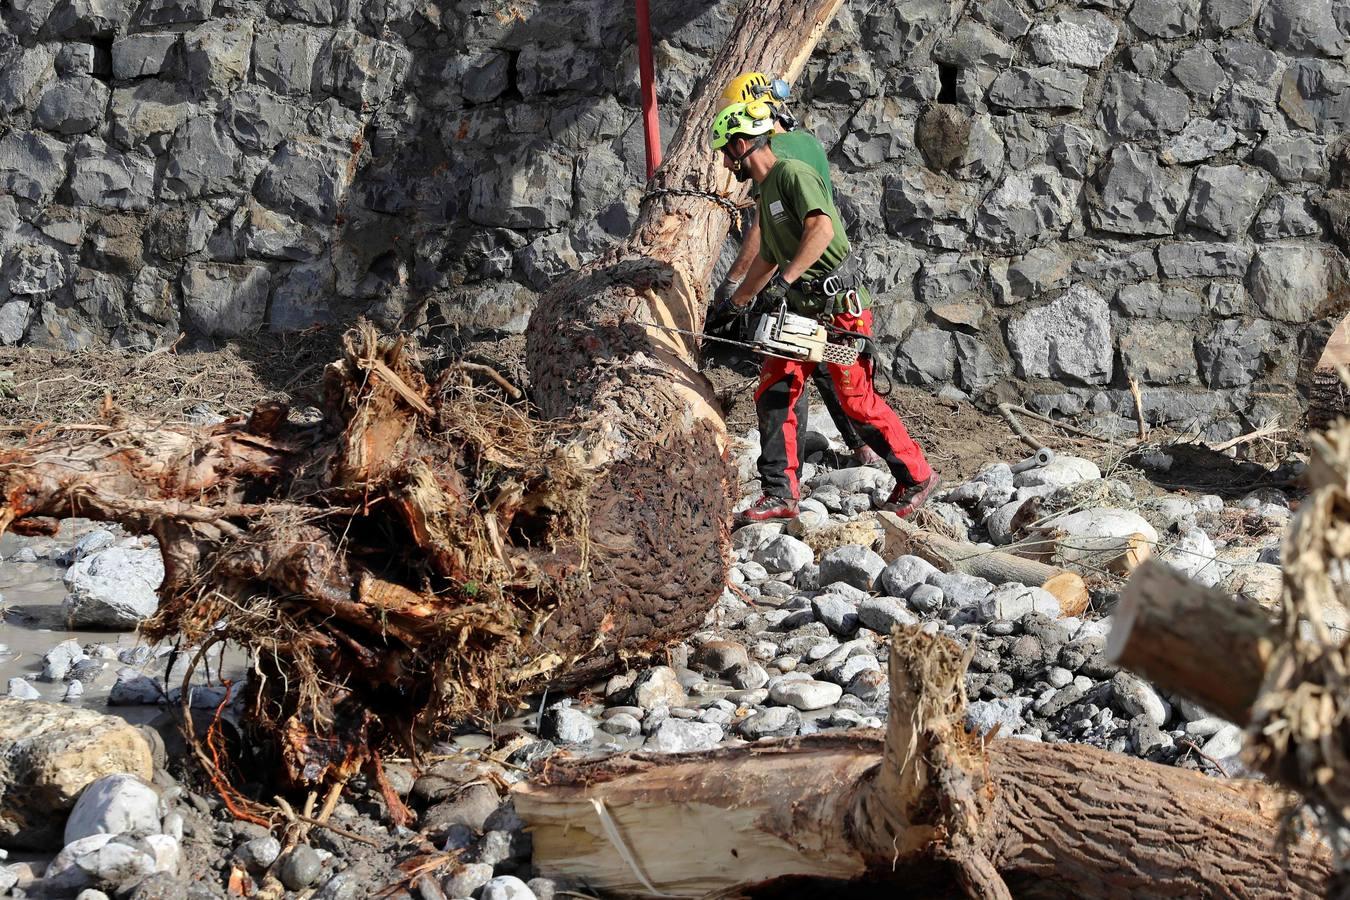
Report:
826,311,933,489
810,365,866,453
754,356,811,499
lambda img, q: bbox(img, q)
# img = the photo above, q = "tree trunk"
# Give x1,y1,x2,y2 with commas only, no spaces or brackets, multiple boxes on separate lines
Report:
0,0,848,793
514,627,1329,898
1107,560,1279,725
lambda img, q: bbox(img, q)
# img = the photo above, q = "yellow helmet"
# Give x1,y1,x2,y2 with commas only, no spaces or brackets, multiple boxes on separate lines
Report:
721,72,772,107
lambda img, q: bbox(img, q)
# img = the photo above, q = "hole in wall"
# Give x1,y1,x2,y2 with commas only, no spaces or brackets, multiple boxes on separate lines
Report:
937,63,958,104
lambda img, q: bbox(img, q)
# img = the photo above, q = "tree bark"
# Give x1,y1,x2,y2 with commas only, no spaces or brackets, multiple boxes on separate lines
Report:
1107,560,1279,725
514,627,1329,898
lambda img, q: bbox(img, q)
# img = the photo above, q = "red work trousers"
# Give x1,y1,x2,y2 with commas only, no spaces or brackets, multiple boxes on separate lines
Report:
753,309,932,500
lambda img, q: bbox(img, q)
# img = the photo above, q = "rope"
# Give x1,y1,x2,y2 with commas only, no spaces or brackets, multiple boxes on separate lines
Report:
640,185,746,231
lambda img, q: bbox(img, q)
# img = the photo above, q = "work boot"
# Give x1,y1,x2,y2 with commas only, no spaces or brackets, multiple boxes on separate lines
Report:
851,445,885,468
738,495,799,523
883,473,940,518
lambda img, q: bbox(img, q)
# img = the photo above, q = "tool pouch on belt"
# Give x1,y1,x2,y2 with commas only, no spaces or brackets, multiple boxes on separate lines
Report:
792,254,865,316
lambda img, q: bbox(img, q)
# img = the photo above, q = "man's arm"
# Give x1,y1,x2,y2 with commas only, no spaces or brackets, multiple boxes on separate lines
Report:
729,254,776,307
726,216,762,283
779,211,833,283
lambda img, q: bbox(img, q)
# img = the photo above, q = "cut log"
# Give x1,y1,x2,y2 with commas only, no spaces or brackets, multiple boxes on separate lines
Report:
870,512,1089,616
514,626,1329,898
0,0,850,794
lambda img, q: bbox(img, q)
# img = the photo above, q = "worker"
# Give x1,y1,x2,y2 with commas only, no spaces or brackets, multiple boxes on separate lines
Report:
711,100,937,523
711,72,882,469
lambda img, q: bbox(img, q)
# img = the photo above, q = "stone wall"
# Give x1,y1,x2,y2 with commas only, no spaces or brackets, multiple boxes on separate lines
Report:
2,0,1349,436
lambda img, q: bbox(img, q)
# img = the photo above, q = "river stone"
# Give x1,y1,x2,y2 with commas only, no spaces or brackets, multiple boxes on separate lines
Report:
753,535,814,574
0,700,154,849
1110,672,1168,727
817,545,886,592
858,597,918,633
1042,508,1159,568
64,774,161,845
63,546,164,629
769,678,843,711
735,706,801,740
644,720,721,753
44,834,158,893
538,707,594,745
630,666,686,710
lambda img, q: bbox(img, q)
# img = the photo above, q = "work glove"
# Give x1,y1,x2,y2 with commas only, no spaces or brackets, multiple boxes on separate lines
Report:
712,279,741,319
758,273,791,308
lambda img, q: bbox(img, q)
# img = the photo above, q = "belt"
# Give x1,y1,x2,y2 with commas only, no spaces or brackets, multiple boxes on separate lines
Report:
796,253,860,298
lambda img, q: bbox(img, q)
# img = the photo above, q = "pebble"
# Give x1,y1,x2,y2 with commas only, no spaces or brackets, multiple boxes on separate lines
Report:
736,706,801,739
645,719,722,753
6,678,39,700
599,713,641,736
1200,724,1244,760
279,845,323,890
481,875,537,900
443,863,494,898
768,679,842,711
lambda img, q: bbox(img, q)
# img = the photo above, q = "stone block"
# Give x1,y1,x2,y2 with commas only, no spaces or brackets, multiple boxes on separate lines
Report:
1205,282,1248,316
268,260,334,332
110,80,195,152
131,0,211,26
840,96,909,168
971,0,1030,40
67,137,155,211
1028,10,1117,68
1281,60,1350,135
243,199,322,261
1248,244,1329,322
1185,165,1270,237
182,19,253,96
223,88,301,153
1128,0,1200,38
1160,119,1238,164
1090,145,1191,236
320,28,411,106
1118,320,1197,384
973,166,1077,252
1049,123,1097,179
1204,0,1255,31
266,0,333,24
161,115,241,200
0,130,69,203
111,33,178,80
1216,39,1283,89
809,48,878,103
954,333,1009,392
881,167,977,238
1072,248,1158,287
5,244,68,295
0,299,33,344
895,326,955,385
0,41,56,115
1254,195,1321,241
1196,318,1270,387
255,139,349,223
935,21,1014,68
45,0,131,38
1097,73,1190,139
181,262,269,336
516,44,599,96
1006,285,1113,384
1156,242,1253,278
252,25,324,96
468,149,574,230
917,254,983,305
988,66,1088,109
1255,0,1347,57
1251,134,1327,183
5,0,61,37
1171,47,1228,101
1115,283,1204,320
56,43,95,78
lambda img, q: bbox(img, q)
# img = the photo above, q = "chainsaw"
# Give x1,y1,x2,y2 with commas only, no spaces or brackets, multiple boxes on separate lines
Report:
645,301,861,366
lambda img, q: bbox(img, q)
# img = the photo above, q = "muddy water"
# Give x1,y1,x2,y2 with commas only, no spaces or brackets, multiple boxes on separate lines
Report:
0,529,248,726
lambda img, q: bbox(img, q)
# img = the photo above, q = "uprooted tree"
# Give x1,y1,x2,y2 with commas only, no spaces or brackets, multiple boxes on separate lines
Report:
0,0,845,809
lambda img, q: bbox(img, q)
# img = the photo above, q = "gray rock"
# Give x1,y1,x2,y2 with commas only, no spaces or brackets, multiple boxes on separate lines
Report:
1206,0,1256,31
979,584,1062,622
972,0,1030,39
1156,242,1252,278
895,326,955,385
236,836,281,872
44,834,159,893
63,547,164,629
1050,124,1098,180
974,167,1077,252
0,41,55,115
753,535,814,575
1130,718,1172,755
1252,134,1326,183
1028,11,1117,68
255,140,347,223
1201,723,1244,760
111,33,178,80
180,263,269,337
161,116,240,200
769,678,842,711
735,706,801,739
927,571,993,607
599,713,641,737
480,875,537,900
811,594,860,638
1091,145,1191,236
644,719,722,753
66,138,154,212
858,597,918,633
1118,320,1197,384
1115,284,1205,320
1249,245,1328,322
109,81,194,152
1196,318,1270,388
988,66,1088,110
1162,526,1228,588
879,555,939,598
0,130,69,203
279,845,323,891
1207,283,1248,316
251,25,324,95
1161,119,1238,165
966,698,1025,735
1111,671,1168,726
631,666,686,710
904,583,943,613
1098,74,1190,139
696,641,750,674
34,77,109,135
181,19,253,96
64,775,160,846
1171,48,1228,101
1254,195,1321,241
825,652,880,686
1006,285,1112,385
818,545,886,593
442,864,493,899
1128,0,1200,37
1185,165,1269,237
41,640,87,682
5,244,67,296
539,707,595,745
469,149,574,229
1255,0,1347,56
7,678,40,700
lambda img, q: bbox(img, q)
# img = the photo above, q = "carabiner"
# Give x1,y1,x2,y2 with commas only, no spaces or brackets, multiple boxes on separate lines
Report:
843,289,862,316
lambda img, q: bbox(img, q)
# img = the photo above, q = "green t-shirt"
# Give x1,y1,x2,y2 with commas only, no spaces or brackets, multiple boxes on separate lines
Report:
750,131,833,200
756,158,850,290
